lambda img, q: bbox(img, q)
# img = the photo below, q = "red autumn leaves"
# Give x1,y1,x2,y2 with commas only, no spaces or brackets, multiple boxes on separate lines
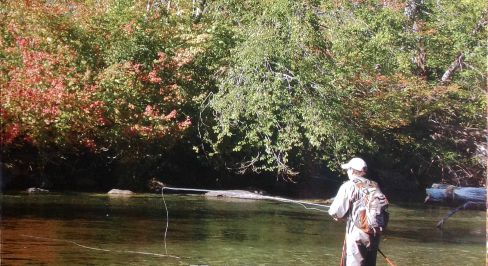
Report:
1,27,192,151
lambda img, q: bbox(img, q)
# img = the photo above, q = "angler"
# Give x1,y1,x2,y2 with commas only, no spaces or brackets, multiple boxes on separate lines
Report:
328,157,391,266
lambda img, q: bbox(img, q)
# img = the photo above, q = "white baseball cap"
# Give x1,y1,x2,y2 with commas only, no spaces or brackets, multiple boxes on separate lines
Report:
341,157,367,171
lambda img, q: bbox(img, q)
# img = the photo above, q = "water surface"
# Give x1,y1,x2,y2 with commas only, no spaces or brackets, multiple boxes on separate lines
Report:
1,193,485,265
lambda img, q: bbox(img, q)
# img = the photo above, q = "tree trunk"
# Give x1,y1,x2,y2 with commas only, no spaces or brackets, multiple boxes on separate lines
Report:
440,8,488,84
435,201,485,229
425,184,486,204
425,184,486,229
441,54,465,84
405,0,427,78
192,0,206,23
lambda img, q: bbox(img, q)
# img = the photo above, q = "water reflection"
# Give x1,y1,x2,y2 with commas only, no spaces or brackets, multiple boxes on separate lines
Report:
1,193,485,265
2,219,62,264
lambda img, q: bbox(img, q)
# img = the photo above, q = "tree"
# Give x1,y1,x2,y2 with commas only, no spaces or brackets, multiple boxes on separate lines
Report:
1,1,194,188
204,0,487,185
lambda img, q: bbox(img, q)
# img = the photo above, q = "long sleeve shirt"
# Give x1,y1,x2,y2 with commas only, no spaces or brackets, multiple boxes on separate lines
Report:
328,176,369,232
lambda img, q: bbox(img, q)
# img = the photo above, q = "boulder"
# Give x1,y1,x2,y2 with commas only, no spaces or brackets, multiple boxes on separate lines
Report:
107,189,134,195
204,190,267,200
27,187,49,193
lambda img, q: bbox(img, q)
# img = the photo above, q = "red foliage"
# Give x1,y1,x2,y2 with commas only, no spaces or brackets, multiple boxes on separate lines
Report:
1,2,194,154
1,30,105,148
2,124,20,145
178,117,192,130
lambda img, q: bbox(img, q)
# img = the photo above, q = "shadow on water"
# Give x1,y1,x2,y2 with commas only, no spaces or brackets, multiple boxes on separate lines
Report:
1,193,485,265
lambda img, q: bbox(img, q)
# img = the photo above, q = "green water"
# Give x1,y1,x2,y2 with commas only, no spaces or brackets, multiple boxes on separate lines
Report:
1,193,485,265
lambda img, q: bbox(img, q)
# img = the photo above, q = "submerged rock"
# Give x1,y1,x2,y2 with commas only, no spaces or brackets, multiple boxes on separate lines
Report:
204,190,267,200
27,187,49,193
107,189,134,195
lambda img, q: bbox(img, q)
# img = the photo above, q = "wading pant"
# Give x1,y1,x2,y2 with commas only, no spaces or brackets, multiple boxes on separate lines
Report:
344,227,380,266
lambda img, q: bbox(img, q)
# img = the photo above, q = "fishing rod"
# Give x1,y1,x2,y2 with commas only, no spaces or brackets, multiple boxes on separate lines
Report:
378,248,397,266
340,245,396,266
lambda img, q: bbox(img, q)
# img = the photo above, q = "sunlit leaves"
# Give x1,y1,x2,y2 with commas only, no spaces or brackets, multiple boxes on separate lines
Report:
1,0,485,187
1,1,193,166
205,0,486,184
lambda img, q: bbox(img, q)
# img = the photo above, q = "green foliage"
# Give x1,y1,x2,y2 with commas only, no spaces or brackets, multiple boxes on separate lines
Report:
415,0,487,84
1,0,486,189
205,0,487,185
206,0,374,177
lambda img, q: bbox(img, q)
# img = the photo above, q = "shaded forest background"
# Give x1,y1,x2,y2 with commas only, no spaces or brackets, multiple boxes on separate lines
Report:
1,0,486,199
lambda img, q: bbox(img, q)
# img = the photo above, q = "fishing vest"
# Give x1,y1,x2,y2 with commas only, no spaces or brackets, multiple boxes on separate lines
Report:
351,179,389,235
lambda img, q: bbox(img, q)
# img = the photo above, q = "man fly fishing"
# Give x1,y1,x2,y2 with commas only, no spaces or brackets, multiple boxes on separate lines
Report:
328,157,391,266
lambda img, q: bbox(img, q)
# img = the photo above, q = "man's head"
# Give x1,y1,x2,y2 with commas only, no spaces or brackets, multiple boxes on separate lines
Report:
341,157,367,179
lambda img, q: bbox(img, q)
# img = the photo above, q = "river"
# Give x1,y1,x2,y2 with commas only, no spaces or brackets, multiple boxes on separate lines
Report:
1,193,485,265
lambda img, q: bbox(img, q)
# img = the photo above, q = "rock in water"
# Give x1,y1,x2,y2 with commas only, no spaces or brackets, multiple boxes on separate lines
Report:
204,190,267,200
27,187,49,193
107,189,134,195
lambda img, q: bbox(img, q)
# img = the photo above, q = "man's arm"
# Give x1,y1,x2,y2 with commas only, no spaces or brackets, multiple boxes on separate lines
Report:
328,182,352,220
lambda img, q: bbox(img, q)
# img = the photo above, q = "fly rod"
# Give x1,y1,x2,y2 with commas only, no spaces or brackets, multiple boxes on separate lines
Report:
378,248,396,266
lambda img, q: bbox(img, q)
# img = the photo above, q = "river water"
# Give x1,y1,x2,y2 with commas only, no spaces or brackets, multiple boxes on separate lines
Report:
1,193,485,265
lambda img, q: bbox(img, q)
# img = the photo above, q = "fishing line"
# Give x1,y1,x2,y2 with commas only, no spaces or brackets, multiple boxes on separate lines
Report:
159,186,330,212
259,195,330,212
161,187,169,255
158,185,330,255
21,234,180,259
158,184,397,266
20,186,329,262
